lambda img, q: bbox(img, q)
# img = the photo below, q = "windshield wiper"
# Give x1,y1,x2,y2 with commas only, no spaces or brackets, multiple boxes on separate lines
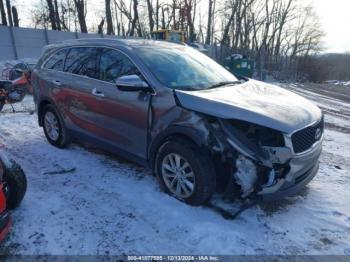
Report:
207,81,241,89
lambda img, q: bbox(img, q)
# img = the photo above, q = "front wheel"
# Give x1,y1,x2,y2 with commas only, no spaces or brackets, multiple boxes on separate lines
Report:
155,138,216,206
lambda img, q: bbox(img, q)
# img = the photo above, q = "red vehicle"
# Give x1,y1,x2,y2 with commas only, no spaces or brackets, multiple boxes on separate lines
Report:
0,145,27,242
0,67,33,112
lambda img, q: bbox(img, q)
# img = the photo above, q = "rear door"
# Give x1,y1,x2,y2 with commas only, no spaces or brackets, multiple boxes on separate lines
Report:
34,47,69,113
57,46,101,134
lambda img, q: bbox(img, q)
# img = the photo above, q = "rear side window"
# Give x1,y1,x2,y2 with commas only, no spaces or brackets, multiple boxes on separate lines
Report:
43,48,68,71
99,48,141,83
64,47,99,79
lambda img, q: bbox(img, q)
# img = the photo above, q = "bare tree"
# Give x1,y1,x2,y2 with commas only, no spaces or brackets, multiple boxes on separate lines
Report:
146,0,154,32
184,0,195,41
115,0,136,36
0,0,7,25
105,0,114,34
54,0,61,30
155,0,159,30
5,0,13,26
114,0,126,36
73,0,87,32
113,0,120,35
11,5,18,26
58,0,73,31
98,18,105,34
205,0,214,45
46,0,57,29
27,0,324,81
130,0,141,36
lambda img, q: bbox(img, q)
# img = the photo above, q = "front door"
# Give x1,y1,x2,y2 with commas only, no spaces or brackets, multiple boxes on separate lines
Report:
62,46,151,159
89,47,151,159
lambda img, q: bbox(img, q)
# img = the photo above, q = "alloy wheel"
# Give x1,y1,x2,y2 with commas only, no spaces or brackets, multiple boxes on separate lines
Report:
161,153,195,198
44,111,60,141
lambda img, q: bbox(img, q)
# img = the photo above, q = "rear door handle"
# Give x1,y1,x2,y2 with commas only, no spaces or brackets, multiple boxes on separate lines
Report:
52,80,61,86
92,88,105,97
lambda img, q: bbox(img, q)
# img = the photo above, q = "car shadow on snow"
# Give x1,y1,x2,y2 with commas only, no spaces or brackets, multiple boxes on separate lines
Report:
73,139,151,181
258,187,310,216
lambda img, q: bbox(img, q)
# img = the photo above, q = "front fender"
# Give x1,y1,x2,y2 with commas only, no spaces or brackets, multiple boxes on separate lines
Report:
148,124,210,169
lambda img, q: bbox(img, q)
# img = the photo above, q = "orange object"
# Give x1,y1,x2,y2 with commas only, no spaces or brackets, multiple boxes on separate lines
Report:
0,183,11,242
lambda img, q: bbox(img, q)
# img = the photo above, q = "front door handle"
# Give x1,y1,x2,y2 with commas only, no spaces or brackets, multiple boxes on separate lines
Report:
92,88,105,97
52,80,61,86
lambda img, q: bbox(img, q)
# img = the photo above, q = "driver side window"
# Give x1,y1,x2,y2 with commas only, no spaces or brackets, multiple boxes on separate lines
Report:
99,48,141,83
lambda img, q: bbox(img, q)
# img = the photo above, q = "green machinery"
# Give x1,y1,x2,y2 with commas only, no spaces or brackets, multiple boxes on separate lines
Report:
223,54,255,78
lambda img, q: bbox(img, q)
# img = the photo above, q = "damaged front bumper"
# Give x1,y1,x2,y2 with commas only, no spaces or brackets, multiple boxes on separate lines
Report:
259,138,322,200
214,119,323,200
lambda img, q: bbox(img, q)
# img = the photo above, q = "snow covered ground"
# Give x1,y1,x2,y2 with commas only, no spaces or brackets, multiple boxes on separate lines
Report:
0,84,349,255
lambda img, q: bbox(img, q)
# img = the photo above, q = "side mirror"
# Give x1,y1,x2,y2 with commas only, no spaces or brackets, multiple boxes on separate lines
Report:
116,75,150,92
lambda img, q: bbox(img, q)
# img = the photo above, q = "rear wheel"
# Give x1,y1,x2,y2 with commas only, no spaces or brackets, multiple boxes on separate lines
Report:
0,100,4,112
155,138,216,206
42,104,70,148
4,160,27,210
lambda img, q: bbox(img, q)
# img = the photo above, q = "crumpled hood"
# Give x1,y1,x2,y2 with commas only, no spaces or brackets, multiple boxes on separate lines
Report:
175,80,322,134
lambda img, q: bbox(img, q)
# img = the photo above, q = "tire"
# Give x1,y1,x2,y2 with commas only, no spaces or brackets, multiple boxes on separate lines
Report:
0,101,4,112
4,160,27,210
42,104,70,148
155,137,216,206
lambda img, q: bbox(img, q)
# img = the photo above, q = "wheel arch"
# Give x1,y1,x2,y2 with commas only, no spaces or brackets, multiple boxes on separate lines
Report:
37,97,56,126
148,125,209,171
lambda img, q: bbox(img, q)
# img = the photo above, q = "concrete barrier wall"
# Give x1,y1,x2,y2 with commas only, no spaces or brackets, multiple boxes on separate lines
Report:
0,26,107,61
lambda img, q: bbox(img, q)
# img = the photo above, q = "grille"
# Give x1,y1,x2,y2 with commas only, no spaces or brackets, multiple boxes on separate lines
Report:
291,117,324,154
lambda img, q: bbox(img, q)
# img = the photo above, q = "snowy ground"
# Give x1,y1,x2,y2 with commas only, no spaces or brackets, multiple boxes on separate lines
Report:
0,84,349,255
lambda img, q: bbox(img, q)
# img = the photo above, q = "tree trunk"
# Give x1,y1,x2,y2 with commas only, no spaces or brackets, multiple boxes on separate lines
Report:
0,0,7,25
74,0,87,33
205,0,213,45
11,5,18,27
113,0,120,35
105,0,114,35
5,0,12,26
221,11,234,46
161,6,165,29
172,0,176,30
130,0,141,36
54,0,61,30
146,0,154,32
155,0,159,30
98,18,105,34
46,0,57,29
184,0,195,42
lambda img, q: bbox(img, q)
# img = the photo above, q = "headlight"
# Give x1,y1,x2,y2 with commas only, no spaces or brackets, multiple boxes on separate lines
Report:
229,119,285,147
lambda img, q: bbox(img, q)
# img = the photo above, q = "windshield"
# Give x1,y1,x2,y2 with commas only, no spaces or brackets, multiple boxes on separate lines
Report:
137,46,238,90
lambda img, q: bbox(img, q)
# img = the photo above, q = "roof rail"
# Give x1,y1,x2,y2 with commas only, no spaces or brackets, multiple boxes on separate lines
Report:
62,37,128,46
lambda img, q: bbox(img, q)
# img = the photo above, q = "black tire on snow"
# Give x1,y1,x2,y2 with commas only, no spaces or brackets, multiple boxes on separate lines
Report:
42,104,70,148
155,137,216,206
0,101,4,112
4,160,27,210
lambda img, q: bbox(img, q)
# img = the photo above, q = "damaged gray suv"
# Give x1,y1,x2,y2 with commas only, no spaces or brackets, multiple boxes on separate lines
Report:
32,39,324,205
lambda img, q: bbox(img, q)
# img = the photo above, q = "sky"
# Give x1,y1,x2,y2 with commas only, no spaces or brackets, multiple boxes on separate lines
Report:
11,0,350,53
312,0,350,53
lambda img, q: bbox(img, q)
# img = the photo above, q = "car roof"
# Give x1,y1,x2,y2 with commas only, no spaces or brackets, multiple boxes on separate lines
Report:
48,38,185,50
